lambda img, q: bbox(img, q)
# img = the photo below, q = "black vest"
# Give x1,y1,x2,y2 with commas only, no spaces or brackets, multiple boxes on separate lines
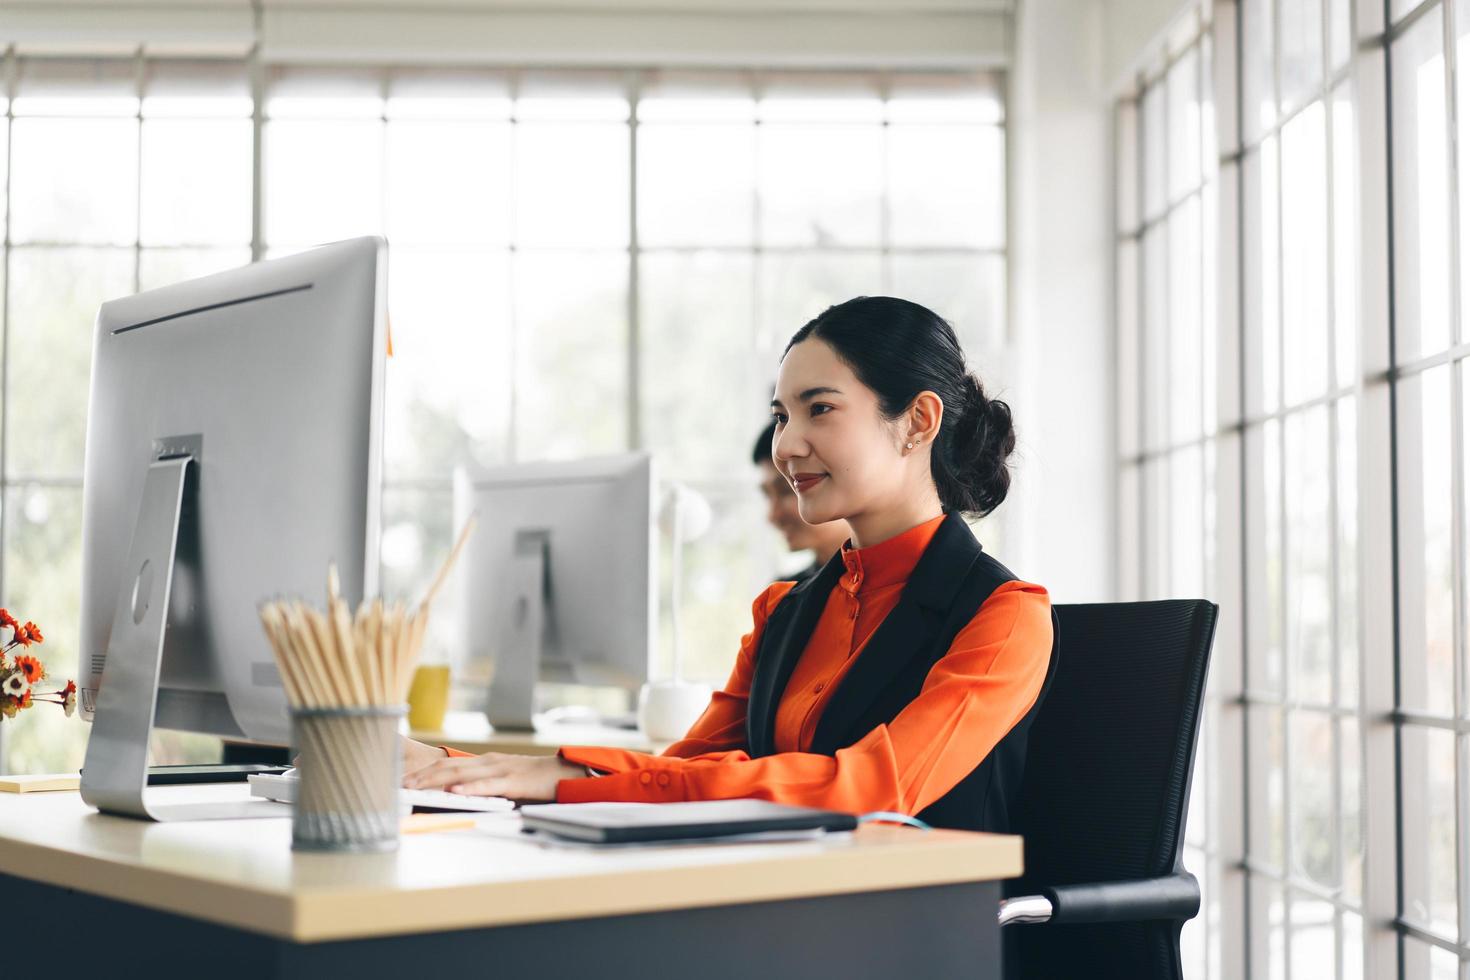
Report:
745,511,1057,833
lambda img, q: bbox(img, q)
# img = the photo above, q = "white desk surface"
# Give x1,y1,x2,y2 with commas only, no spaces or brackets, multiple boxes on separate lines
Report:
0,784,1023,944
410,710,671,756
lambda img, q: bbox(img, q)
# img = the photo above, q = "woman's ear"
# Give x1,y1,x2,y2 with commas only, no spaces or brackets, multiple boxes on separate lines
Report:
905,391,944,449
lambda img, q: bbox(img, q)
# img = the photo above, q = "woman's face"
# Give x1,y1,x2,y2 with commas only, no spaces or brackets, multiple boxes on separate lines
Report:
771,339,906,526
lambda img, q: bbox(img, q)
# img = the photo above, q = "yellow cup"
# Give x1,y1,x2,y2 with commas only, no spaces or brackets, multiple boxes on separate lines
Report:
406,665,451,732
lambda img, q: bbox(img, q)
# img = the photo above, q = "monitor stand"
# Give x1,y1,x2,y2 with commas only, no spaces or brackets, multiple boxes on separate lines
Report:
485,529,550,732
80,446,288,822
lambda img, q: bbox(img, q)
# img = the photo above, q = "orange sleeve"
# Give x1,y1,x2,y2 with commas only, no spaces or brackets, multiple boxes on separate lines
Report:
552,582,794,788
555,580,1053,815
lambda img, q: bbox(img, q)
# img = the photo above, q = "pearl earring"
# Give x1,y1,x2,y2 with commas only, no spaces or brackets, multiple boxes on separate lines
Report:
905,442,914,450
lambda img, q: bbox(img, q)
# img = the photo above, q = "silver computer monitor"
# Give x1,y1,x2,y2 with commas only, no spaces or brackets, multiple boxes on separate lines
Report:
78,237,387,820
453,453,656,730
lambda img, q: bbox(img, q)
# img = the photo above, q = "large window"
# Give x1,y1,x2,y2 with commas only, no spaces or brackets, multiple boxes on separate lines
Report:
1233,0,1366,972
0,52,1009,774
1119,0,1470,974
1386,0,1470,973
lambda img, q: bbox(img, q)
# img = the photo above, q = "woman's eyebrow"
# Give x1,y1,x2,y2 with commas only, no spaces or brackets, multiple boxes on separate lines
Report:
771,386,843,411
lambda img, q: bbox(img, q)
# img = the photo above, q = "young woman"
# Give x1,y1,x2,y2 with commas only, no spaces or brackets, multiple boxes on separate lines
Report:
402,296,1054,832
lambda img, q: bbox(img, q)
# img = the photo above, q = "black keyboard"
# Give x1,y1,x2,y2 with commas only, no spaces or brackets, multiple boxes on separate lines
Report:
143,764,292,785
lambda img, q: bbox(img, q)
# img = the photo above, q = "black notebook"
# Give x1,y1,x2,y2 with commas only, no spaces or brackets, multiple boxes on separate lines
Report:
518,799,858,844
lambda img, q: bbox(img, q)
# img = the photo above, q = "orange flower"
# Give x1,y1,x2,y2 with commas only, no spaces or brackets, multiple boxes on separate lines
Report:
12,655,43,685
21,622,42,645
0,610,16,631
17,689,30,709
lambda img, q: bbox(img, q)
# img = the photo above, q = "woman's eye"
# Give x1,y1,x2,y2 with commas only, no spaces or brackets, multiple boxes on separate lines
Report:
810,404,832,417
772,412,788,425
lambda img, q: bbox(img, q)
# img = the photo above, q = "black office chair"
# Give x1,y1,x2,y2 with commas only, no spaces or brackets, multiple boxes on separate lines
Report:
998,599,1218,979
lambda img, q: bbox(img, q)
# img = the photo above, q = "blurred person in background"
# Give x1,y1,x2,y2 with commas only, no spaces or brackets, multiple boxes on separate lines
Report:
753,418,850,584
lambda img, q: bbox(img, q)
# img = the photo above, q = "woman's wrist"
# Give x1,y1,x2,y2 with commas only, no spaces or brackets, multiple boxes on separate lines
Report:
557,747,605,779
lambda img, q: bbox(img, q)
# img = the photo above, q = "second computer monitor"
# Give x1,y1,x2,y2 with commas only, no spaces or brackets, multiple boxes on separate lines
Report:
454,453,656,730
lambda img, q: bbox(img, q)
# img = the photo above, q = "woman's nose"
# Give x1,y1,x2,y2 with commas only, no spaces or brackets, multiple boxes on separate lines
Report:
773,425,802,461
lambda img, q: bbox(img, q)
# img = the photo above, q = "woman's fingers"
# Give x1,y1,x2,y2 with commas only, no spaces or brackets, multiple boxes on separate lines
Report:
441,755,572,802
403,759,450,784
405,755,505,789
447,778,510,797
401,752,569,802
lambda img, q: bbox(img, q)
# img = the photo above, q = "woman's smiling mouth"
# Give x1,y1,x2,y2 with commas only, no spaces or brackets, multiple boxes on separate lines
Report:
790,472,828,493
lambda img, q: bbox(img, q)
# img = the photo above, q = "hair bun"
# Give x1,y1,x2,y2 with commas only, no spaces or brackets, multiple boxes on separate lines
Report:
949,374,1015,517
962,374,987,418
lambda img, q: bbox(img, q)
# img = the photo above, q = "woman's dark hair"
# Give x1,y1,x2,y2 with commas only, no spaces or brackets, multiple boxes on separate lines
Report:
783,296,1015,517
752,419,778,466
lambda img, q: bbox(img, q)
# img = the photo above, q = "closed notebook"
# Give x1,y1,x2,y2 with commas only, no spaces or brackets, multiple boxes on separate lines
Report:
0,773,81,793
518,799,857,844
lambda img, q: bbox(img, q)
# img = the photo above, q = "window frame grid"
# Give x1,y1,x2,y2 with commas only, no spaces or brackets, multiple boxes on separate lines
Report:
1119,0,1376,975
1378,0,1470,967
1163,0,1470,971
1234,0,1366,970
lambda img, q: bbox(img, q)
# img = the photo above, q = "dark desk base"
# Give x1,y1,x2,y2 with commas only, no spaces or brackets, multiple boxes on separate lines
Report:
9,870,998,979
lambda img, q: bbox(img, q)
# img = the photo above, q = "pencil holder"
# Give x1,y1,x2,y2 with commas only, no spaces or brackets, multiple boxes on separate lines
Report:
290,705,406,853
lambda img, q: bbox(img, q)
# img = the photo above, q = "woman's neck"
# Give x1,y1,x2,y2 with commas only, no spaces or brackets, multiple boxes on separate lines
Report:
845,492,944,550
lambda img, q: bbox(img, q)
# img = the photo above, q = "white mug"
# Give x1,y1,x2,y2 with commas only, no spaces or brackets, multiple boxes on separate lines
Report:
637,680,713,741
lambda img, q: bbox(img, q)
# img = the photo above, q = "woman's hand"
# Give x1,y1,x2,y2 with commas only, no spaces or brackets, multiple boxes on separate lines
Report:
401,736,449,780
403,751,587,803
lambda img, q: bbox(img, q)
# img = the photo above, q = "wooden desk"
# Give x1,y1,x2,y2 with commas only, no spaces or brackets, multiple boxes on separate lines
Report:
3,784,1020,978
410,709,671,757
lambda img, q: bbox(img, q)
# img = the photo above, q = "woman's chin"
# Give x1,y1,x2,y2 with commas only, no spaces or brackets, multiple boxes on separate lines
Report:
796,502,837,526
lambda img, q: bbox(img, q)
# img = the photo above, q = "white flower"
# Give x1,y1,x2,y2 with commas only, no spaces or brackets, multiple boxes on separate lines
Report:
2,670,28,698
62,688,76,718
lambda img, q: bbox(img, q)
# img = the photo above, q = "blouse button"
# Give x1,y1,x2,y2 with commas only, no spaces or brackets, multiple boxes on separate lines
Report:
639,771,653,785
814,682,825,694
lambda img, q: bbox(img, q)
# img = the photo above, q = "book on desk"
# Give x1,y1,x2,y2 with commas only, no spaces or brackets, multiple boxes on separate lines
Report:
519,799,857,844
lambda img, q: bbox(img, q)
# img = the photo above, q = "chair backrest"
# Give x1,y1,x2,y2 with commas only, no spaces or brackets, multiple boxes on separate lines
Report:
1010,599,1218,979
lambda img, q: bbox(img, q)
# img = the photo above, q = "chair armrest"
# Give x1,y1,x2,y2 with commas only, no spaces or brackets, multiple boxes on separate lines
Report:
1042,872,1200,925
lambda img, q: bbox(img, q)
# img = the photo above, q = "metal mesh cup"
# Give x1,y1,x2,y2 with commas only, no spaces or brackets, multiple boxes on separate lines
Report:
289,705,406,853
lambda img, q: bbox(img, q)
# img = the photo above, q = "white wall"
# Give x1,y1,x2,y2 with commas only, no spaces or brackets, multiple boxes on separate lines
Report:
1009,0,1115,601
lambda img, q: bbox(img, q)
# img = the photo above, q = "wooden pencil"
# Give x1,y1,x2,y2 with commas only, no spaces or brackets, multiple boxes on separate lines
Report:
254,516,479,837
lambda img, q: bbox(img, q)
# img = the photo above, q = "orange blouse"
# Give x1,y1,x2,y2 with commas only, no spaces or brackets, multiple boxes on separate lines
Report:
454,515,1053,817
